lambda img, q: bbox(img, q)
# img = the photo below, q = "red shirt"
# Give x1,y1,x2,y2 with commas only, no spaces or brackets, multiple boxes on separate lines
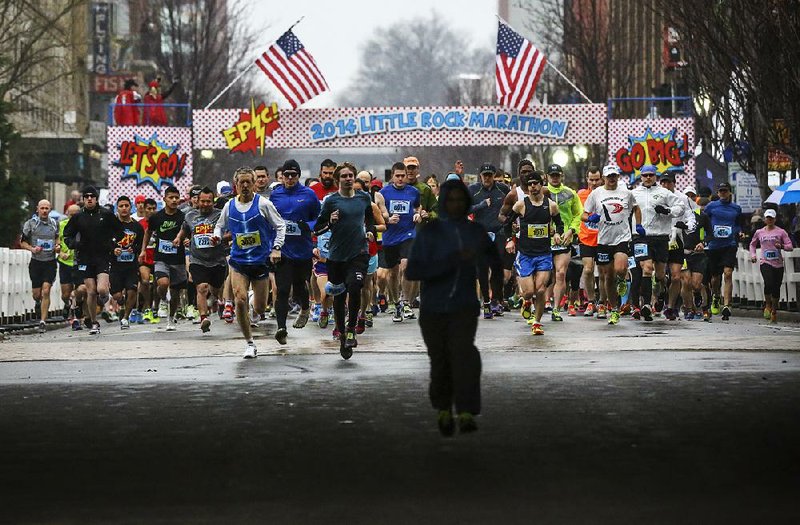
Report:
577,188,598,247
310,181,338,201
114,89,140,126
143,93,167,125
139,217,155,265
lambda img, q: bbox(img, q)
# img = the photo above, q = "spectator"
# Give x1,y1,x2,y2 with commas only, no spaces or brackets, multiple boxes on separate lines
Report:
113,79,141,126
142,77,179,126
425,174,440,197
63,190,82,213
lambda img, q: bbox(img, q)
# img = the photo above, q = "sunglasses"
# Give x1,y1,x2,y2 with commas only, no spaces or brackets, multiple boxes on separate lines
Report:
641,173,656,177
283,171,299,178
406,165,418,170
528,180,543,186
83,194,98,198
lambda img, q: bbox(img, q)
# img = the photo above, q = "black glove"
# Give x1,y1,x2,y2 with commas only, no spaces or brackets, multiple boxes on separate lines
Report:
675,221,688,230
654,204,670,215
298,220,311,234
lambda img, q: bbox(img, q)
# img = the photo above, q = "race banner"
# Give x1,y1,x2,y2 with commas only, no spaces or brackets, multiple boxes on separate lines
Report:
107,126,193,201
608,118,695,191
193,103,607,150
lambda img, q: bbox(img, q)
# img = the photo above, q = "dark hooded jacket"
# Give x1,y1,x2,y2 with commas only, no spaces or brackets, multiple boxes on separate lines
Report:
406,179,502,315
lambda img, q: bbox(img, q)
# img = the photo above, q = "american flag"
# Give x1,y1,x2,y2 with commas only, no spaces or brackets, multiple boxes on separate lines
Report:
495,21,547,113
255,30,329,109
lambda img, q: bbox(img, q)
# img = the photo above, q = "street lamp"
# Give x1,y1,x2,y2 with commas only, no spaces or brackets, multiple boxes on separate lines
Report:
200,149,214,160
552,148,569,167
573,144,588,163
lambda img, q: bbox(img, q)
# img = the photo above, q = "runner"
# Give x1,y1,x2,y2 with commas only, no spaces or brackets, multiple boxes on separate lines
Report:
544,164,583,322
269,159,321,345
179,186,228,333
110,196,144,329
20,199,60,332
353,176,386,333
581,165,643,325
309,158,338,201
63,186,120,335
212,167,285,358
137,198,158,323
139,185,186,331
311,229,333,329
57,204,86,329
314,162,375,358
577,166,604,318
749,209,794,323
659,172,697,320
631,165,686,321
403,156,437,309
254,165,273,198
682,197,712,321
703,182,744,321
406,178,503,436
377,161,421,323
503,170,563,335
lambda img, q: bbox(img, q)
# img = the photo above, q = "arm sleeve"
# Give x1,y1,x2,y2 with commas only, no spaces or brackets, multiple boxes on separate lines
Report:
21,220,32,243
314,199,332,235
260,199,286,248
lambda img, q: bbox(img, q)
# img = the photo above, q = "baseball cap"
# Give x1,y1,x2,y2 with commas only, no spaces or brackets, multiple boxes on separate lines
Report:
403,156,420,168
718,182,732,191
189,186,202,198
523,170,544,185
640,164,658,175
370,179,383,189
764,209,777,219
602,165,620,177
547,164,563,175
684,186,697,196
134,194,146,204
281,159,301,175
479,163,496,175
659,172,675,183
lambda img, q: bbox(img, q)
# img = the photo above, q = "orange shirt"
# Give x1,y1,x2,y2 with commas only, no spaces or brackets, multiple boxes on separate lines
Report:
577,188,598,247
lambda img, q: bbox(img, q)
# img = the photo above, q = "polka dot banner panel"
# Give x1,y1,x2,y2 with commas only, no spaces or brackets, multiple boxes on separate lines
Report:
193,104,607,150
608,118,695,191
107,126,194,201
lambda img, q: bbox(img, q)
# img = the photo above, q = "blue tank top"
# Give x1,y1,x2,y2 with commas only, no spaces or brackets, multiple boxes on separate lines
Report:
228,194,272,265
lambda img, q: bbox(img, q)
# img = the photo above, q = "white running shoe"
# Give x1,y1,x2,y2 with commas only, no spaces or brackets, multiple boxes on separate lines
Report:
89,322,101,335
243,341,257,359
120,318,130,330
157,302,169,318
166,318,177,331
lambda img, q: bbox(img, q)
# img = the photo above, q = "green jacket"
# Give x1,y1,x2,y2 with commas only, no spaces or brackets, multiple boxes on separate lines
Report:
412,181,438,220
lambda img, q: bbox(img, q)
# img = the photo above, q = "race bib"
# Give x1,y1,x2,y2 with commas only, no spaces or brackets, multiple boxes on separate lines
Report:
390,200,411,214
628,256,637,269
634,243,649,257
669,241,679,251
527,223,549,239
586,222,599,231
285,221,301,236
117,251,135,263
36,238,54,251
158,238,178,254
714,225,732,238
597,252,610,264
194,234,214,249
575,245,581,257
235,231,261,249
763,250,779,261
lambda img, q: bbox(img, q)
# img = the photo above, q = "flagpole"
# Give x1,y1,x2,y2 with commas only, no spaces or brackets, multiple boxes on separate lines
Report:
495,14,593,104
203,16,306,110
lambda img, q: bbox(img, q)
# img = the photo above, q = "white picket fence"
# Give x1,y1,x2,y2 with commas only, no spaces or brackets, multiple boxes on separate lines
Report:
0,247,64,321
732,247,799,304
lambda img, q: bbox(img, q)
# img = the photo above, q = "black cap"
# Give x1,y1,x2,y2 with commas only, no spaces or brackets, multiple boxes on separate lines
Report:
547,164,563,175
82,185,99,197
479,163,496,175
281,159,301,175
717,182,732,191
189,185,202,197
659,173,675,183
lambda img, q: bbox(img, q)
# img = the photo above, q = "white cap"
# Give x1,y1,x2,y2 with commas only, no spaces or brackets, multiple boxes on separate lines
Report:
602,164,620,177
684,186,697,195
764,209,777,218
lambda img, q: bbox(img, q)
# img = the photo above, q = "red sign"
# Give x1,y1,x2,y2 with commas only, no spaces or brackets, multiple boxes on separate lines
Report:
93,74,140,94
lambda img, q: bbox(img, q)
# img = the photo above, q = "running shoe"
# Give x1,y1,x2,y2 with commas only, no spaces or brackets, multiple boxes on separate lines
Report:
684,310,695,321
268,308,276,319
490,301,504,317
596,304,607,320
501,300,511,312
120,318,130,330
319,309,330,328
129,309,140,324
378,294,388,313
186,305,198,320
222,303,234,323
558,295,568,310
371,304,379,316
544,301,553,313
101,310,112,323
437,410,455,437
89,322,101,335
583,302,595,317
345,330,358,349
158,302,169,319
531,323,544,336
567,303,577,317
311,303,321,323
71,318,82,331
143,309,157,324
551,309,563,322
631,307,641,320
711,296,721,315
392,304,403,323
458,412,478,433
721,305,731,321
175,307,186,320
483,303,493,320
365,312,374,328
275,327,288,345
664,307,677,321
703,309,712,322
355,316,366,334
340,333,353,360
616,278,628,299
620,303,632,316
332,328,341,341
166,317,177,332
243,341,257,359
200,317,211,333
763,308,771,320
293,310,310,329
84,317,93,329
641,304,653,322
403,304,416,319
608,310,620,325
770,310,777,324
38,321,46,333
521,300,533,319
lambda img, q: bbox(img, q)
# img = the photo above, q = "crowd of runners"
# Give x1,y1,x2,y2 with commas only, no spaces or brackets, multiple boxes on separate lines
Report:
20,156,795,355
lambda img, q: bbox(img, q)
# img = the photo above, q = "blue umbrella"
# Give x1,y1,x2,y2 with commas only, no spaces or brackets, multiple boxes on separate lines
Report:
766,178,800,205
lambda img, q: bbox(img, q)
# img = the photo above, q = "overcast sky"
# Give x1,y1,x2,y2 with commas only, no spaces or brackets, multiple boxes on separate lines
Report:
249,0,497,107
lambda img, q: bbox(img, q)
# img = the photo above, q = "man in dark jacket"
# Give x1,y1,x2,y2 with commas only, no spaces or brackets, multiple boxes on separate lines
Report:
406,179,502,437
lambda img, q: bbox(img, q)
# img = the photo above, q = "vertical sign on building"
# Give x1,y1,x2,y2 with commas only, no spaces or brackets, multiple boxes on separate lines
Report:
92,3,111,74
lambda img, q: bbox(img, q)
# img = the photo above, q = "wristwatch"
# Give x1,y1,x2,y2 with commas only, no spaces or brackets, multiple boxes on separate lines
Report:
272,245,282,251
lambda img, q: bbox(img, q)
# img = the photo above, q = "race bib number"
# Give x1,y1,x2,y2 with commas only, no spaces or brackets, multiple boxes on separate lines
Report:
117,251,135,263
628,256,637,269
527,224,549,239
669,241,679,251
714,225,732,238
158,238,178,255
597,252,610,264
235,231,261,249
763,250,779,261
36,239,54,251
390,200,411,214
634,243,648,258
285,221,301,236
194,234,214,249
